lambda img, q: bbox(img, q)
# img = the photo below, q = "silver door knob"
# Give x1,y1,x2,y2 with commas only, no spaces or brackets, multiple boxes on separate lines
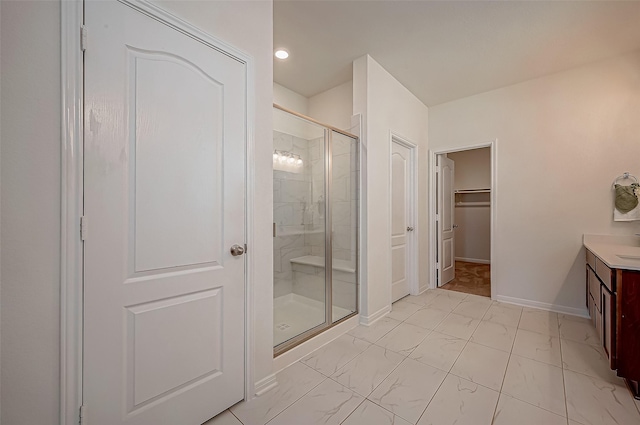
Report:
453,224,459,229
407,226,414,232
230,244,245,256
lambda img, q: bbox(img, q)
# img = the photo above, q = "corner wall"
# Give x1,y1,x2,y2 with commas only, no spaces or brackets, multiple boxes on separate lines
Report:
1,3,62,423
353,55,429,322
429,50,640,313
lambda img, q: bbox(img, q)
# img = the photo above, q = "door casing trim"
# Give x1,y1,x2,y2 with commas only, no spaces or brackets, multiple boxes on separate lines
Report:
428,140,497,299
60,1,257,423
389,132,419,302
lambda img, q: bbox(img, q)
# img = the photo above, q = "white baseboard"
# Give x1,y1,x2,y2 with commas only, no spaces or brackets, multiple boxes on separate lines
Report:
496,295,589,318
455,257,491,265
272,315,359,374
359,305,391,326
254,374,278,397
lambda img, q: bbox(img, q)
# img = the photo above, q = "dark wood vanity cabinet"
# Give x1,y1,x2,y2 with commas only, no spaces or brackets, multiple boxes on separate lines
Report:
617,269,640,384
586,249,640,396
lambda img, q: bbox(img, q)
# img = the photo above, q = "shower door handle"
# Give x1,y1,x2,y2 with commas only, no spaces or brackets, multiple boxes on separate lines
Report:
230,244,245,257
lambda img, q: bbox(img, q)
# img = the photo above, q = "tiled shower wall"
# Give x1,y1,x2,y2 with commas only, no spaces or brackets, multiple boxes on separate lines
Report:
273,130,313,298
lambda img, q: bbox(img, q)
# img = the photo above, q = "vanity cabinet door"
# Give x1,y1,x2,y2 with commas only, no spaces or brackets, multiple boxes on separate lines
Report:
588,267,601,313
618,270,640,381
601,286,615,369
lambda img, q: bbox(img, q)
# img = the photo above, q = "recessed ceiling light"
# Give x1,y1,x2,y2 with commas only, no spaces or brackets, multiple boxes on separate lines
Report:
275,49,289,60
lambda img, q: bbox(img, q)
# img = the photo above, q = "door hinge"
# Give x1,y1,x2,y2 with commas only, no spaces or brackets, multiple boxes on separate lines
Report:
244,243,248,254
80,216,88,241
80,25,88,52
436,213,440,221
79,405,87,425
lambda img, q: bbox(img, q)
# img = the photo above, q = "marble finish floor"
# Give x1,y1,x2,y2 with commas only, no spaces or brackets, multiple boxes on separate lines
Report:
207,289,640,425
441,261,491,298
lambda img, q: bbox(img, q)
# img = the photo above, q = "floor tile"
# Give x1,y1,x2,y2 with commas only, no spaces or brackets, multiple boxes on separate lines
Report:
482,303,522,327
404,307,449,330
518,309,559,337
368,358,447,424
465,293,492,303
375,323,430,356
203,410,243,425
388,300,422,321
267,379,364,425
511,328,562,367
301,334,370,376
452,298,492,319
433,313,481,340
492,393,567,425
417,374,499,425
342,399,412,425
450,341,509,391
559,319,600,346
401,291,439,306
231,362,325,425
470,320,517,352
561,339,621,384
425,294,464,312
409,331,467,372
564,369,640,425
348,317,402,343
331,344,404,397
433,288,468,300
559,313,592,325
501,354,566,417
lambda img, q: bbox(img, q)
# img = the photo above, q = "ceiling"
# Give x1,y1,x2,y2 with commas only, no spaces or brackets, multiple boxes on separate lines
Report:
274,1,640,106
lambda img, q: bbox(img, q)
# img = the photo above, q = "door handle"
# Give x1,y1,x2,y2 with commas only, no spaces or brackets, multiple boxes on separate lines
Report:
230,244,245,256
406,226,414,232
453,224,459,229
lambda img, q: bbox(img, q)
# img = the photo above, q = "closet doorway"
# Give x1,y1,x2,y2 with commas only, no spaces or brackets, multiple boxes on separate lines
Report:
430,143,495,298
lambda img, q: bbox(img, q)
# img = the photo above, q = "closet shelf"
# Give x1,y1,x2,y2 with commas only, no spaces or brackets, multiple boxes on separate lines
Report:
455,201,490,207
454,188,491,194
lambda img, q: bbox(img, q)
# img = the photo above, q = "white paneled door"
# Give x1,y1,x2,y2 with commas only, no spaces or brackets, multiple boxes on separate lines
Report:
83,2,246,424
437,155,455,286
391,141,413,302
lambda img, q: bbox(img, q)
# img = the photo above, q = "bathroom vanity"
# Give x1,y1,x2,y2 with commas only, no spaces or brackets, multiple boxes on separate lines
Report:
583,235,640,399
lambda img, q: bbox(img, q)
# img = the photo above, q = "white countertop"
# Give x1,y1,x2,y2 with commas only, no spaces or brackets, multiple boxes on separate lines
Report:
583,234,640,271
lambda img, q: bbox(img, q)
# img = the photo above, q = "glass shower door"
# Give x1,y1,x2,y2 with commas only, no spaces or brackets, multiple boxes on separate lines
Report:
273,108,327,348
330,130,358,323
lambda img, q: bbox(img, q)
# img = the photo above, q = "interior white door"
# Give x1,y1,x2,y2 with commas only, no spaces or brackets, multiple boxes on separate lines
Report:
83,2,246,424
437,155,455,286
391,142,412,302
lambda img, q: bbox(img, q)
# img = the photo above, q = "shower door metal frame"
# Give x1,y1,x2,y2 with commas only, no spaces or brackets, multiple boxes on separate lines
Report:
273,104,359,357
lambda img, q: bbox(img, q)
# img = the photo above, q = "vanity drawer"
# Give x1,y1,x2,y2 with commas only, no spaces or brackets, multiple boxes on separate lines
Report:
586,249,596,270
595,257,614,292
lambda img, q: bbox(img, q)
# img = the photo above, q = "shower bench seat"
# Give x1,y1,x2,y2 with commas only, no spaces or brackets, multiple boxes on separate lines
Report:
290,255,356,273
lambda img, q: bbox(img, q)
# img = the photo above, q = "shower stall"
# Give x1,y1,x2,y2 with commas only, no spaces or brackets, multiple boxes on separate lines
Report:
273,105,359,355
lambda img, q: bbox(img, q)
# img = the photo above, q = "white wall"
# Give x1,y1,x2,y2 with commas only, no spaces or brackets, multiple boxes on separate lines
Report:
274,81,354,135
0,2,273,424
1,3,61,424
353,55,429,322
309,80,353,132
448,148,491,190
273,83,311,139
429,50,640,313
